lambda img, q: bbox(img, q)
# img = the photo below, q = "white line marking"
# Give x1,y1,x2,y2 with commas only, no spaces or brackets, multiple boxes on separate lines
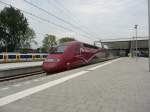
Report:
33,79,39,82
23,81,31,84
0,71,88,107
40,78,46,80
13,84,21,87
1,87,9,91
87,58,121,71
0,58,119,107
40,78,44,80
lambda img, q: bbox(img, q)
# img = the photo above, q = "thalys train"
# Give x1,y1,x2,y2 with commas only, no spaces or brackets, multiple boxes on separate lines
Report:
0,53,48,63
43,41,109,73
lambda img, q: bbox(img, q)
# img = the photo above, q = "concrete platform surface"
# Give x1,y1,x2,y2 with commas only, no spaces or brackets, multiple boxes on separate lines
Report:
0,57,150,112
0,62,43,71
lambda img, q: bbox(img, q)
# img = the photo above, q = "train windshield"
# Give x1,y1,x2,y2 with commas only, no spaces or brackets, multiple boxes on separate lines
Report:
50,45,67,54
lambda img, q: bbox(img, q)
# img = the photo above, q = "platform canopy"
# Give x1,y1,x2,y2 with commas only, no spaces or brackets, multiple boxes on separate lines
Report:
101,37,148,49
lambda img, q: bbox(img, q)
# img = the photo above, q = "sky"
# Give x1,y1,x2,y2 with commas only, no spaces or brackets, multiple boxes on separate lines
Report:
0,0,148,48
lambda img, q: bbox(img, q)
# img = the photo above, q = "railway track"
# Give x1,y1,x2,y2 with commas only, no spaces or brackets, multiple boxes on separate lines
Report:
0,71,45,82
0,57,118,82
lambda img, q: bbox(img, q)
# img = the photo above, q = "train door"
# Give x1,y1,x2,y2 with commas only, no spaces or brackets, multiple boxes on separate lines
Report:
74,45,85,66
66,44,84,69
69,45,83,68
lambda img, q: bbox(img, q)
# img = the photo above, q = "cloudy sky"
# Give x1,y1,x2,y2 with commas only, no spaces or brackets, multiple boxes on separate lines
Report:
0,0,148,48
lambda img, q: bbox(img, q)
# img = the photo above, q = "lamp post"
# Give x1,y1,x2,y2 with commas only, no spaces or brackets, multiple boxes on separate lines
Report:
148,0,150,72
129,28,134,57
131,36,134,57
134,24,138,58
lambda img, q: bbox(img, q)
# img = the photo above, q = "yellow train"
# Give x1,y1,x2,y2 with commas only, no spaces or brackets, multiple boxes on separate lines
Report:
0,53,48,63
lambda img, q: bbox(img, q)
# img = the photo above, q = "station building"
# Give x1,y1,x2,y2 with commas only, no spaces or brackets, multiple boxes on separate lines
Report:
101,37,149,57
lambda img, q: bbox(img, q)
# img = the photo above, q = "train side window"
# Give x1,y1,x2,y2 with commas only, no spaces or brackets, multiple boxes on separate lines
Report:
0,55,3,59
36,55,40,58
20,55,25,58
83,43,98,49
8,55,16,59
43,55,47,58
21,55,29,58
29,55,32,58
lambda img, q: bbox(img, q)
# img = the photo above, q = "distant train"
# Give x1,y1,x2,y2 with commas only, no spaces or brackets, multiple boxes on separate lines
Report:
43,41,109,73
0,53,48,63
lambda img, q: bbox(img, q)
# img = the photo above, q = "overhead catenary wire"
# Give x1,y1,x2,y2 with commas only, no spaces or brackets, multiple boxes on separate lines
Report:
0,1,73,32
23,0,100,40
53,0,100,38
50,0,80,24
0,0,93,41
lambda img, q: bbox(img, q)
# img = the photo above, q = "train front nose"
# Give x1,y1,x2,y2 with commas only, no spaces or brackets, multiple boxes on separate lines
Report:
42,58,62,73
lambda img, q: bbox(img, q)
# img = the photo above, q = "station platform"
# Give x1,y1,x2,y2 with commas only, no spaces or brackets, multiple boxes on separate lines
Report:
0,57,150,112
0,62,43,71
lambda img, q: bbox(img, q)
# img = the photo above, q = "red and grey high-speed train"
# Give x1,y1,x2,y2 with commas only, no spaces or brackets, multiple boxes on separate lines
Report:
42,41,108,73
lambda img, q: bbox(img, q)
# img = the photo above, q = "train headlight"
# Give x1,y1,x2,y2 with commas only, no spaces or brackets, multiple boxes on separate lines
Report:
44,58,60,62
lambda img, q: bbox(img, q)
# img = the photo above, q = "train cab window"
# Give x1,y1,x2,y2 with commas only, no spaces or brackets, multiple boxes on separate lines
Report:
50,45,67,54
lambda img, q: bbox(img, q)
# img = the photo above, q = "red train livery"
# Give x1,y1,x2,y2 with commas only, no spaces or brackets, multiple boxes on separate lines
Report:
42,41,108,73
